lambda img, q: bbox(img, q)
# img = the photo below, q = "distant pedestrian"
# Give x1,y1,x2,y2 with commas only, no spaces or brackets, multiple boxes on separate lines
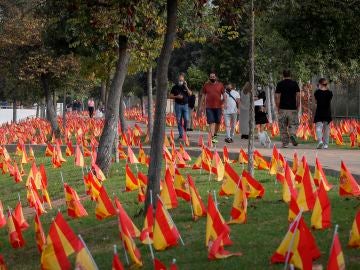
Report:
255,87,271,147
198,72,226,144
187,93,196,131
223,83,240,143
313,78,333,149
88,98,95,118
275,70,300,148
169,73,192,140
239,82,251,139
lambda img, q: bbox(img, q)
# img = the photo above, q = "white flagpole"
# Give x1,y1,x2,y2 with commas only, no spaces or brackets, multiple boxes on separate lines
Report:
329,224,339,254
60,171,65,185
78,234,99,270
284,210,303,270
146,232,155,260
156,194,185,246
186,178,194,219
213,190,218,210
17,193,21,202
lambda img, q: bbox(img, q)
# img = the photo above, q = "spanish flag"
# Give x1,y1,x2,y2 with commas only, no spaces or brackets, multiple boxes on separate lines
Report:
206,194,232,247
228,179,247,224
348,210,360,248
75,145,84,167
75,238,98,270
65,141,74,156
219,162,240,196
292,151,299,174
327,227,345,270
271,214,321,269
95,186,116,220
254,150,270,170
160,169,178,209
276,153,286,184
174,169,190,201
34,213,46,253
187,175,207,220
208,231,242,260
127,146,139,164
140,205,154,244
138,144,149,165
211,150,224,181
282,163,297,203
137,172,148,187
269,145,279,175
91,163,106,181
14,201,29,230
288,194,300,222
45,143,54,157
296,164,316,212
223,146,234,164
0,201,6,228
125,164,139,192
314,157,333,191
339,161,360,197
114,197,140,238
112,251,125,270
179,143,191,161
64,183,88,218
153,199,180,251
41,212,82,270
0,255,7,270
311,182,331,229
241,170,265,199
238,148,248,164
7,210,25,249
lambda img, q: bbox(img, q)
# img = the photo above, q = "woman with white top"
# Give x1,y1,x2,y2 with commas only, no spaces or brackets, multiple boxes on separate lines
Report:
223,82,240,143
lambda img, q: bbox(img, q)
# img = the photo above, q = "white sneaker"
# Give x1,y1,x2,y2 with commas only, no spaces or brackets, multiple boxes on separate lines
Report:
317,142,324,149
323,144,328,149
258,132,267,146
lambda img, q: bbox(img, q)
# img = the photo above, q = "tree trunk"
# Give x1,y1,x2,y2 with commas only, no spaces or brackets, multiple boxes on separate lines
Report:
265,86,272,123
247,0,255,176
147,66,154,137
145,0,178,211
41,74,61,138
12,98,17,123
95,36,130,175
36,103,40,118
114,120,119,163
100,80,106,105
119,95,127,133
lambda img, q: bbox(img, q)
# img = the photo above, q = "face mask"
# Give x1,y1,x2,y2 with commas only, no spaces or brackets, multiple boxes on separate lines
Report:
226,88,231,91
178,81,184,86
210,79,216,83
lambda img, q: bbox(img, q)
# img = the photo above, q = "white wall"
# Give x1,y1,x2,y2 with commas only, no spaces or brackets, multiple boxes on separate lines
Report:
0,109,37,125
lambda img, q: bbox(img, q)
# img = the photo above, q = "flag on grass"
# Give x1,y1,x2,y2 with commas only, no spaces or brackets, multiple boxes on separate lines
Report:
238,148,248,164
7,210,25,249
174,169,190,201
140,205,154,244
75,145,84,167
241,170,265,199
314,157,333,191
64,183,88,218
187,175,207,220
112,252,125,270
219,162,240,196
339,161,360,197
34,214,46,253
0,201,6,228
95,186,116,220
127,146,139,164
254,150,270,170
160,169,178,209
114,197,140,238
75,238,98,270
269,145,279,175
208,231,242,260
327,227,345,270
153,199,180,251
125,164,139,192
228,179,247,224
211,150,224,181
41,212,82,270
348,210,360,248
14,201,29,230
311,182,331,230
296,164,316,212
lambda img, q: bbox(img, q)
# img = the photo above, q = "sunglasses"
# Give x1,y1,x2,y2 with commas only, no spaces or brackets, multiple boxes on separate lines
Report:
321,83,328,86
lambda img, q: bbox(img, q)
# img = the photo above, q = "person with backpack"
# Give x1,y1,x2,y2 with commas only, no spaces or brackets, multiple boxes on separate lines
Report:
223,83,240,143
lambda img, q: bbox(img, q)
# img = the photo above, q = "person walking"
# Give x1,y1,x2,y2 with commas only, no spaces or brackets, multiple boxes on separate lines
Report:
223,83,240,143
255,87,270,147
240,82,251,139
169,73,192,140
198,72,226,144
312,78,333,149
187,93,196,131
88,98,95,118
275,70,300,148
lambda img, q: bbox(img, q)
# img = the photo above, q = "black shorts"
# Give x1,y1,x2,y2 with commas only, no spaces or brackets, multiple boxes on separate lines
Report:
206,108,222,124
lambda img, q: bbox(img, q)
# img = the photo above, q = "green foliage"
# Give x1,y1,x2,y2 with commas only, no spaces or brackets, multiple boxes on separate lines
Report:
186,65,208,92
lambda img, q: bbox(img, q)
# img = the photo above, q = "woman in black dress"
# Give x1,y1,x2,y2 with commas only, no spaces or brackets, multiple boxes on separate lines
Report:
313,78,333,149
255,88,270,147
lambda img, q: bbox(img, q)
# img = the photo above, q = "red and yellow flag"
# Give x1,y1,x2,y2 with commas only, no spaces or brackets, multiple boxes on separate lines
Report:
0,201,6,228
7,210,25,249
211,150,225,181
153,199,180,251
269,145,279,175
228,179,247,224
327,228,345,270
127,146,139,164
75,145,84,167
64,183,88,218
160,169,178,209
219,162,240,196
174,169,190,201
14,201,29,230
114,197,140,238
296,164,316,211
311,182,331,229
188,175,207,220
314,157,333,191
95,186,116,220
125,164,139,192
112,252,125,270
238,148,248,164
254,150,270,170
140,205,154,244
339,161,360,197
34,213,46,253
41,212,82,270
208,231,242,260
241,170,265,198
348,210,360,248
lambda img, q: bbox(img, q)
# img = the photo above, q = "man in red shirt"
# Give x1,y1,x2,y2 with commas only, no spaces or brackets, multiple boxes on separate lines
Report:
198,72,226,143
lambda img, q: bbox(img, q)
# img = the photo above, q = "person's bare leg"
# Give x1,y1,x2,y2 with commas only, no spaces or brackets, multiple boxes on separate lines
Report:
209,123,215,137
215,123,220,135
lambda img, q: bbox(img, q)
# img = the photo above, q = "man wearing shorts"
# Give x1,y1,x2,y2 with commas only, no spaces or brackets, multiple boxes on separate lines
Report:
199,72,226,143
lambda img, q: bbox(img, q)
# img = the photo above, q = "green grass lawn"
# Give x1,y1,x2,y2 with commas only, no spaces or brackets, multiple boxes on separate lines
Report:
0,153,359,269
